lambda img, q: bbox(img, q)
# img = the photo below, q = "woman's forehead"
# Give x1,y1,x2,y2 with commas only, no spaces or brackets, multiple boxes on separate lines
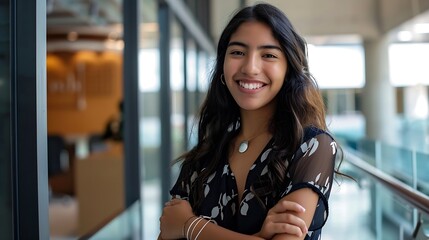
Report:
229,21,280,46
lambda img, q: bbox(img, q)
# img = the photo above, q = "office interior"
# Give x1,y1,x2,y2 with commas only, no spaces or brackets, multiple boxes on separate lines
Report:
1,0,429,239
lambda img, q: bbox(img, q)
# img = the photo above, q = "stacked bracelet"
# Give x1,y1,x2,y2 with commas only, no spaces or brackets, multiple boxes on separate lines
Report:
186,217,200,240
190,217,205,239
184,215,215,240
194,219,215,240
183,216,196,238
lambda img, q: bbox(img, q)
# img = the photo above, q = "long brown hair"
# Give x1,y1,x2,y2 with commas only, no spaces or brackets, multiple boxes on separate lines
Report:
176,3,329,211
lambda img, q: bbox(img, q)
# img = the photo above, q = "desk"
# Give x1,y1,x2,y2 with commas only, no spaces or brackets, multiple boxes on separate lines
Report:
75,142,124,236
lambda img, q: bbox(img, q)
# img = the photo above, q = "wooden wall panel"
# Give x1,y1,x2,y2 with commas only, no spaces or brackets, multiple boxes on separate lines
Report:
47,51,123,135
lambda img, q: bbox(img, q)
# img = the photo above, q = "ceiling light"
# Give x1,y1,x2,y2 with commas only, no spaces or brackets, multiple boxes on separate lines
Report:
397,31,412,42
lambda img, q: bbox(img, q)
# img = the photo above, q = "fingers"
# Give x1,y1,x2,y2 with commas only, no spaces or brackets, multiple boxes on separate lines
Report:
266,213,308,236
269,200,306,214
164,198,182,206
269,222,307,237
265,201,308,237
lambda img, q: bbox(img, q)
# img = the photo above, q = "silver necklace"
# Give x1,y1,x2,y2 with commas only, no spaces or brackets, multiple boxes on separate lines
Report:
238,140,250,153
237,132,265,153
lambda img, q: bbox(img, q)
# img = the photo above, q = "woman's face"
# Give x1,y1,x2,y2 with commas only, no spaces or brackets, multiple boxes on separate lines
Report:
223,21,287,112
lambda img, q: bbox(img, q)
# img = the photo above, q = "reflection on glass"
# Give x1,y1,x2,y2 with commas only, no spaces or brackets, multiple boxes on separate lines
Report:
47,0,125,238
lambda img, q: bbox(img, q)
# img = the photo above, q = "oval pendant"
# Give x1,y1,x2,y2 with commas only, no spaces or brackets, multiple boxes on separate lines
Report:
238,140,249,153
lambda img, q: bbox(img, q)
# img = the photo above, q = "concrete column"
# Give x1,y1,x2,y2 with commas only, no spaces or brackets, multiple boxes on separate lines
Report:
404,85,428,119
362,36,397,143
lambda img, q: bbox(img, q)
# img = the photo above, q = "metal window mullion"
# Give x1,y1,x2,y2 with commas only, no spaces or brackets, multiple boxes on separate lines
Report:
123,0,141,208
11,0,49,238
195,44,201,108
164,0,215,55
183,27,189,150
159,1,172,205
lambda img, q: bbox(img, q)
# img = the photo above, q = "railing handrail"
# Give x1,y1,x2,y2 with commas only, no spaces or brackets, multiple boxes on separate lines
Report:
344,148,429,215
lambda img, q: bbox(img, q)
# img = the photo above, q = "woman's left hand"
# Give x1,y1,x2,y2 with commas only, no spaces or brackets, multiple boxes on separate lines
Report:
256,199,308,239
159,198,195,239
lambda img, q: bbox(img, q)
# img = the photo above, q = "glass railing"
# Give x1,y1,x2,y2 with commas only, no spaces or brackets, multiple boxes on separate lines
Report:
343,137,429,196
323,136,429,240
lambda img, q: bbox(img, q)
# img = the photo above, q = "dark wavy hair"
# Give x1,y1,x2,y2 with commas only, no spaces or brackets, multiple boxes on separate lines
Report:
176,3,329,211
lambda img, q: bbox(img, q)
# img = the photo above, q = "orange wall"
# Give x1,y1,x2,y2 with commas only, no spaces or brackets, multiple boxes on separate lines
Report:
47,51,123,135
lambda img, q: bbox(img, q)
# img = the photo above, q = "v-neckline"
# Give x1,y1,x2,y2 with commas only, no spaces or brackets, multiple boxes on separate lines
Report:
228,138,274,204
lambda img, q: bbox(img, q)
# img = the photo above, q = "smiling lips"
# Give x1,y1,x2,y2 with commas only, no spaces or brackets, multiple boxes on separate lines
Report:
238,81,265,90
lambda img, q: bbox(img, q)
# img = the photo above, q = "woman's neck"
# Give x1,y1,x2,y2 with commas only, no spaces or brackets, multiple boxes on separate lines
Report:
239,107,274,138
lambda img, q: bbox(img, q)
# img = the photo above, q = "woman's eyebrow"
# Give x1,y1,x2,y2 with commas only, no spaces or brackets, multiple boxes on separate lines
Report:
227,41,282,51
227,41,247,48
259,45,282,51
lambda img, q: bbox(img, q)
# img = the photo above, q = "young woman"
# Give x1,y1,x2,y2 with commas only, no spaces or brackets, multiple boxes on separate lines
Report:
159,3,338,240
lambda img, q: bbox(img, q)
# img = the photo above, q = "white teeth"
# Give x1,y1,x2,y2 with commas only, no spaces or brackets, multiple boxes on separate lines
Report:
239,81,263,90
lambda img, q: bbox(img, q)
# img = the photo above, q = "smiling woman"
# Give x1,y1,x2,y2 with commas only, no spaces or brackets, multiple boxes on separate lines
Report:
159,3,340,240
223,21,287,112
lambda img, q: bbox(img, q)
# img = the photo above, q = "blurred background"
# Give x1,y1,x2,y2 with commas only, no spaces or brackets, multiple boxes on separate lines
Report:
1,0,429,239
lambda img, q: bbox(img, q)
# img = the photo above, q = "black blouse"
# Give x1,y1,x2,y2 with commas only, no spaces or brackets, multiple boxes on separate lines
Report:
171,127,337,239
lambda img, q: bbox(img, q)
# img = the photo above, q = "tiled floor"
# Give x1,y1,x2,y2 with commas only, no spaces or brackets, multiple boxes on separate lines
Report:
49,195,78,240
323,179,375,240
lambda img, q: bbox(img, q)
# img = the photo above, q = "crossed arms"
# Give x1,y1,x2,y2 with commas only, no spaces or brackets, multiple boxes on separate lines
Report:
158,187,318,240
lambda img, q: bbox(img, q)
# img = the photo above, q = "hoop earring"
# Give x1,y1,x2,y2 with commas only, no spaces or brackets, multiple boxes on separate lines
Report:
221,74,226,85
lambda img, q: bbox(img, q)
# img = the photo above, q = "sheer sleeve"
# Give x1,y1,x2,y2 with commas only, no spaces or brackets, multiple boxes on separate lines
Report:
169,167,198,200
281,132,337,230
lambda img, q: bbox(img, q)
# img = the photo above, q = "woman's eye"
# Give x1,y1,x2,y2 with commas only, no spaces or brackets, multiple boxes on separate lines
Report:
230,51,244,56
264,53,277,58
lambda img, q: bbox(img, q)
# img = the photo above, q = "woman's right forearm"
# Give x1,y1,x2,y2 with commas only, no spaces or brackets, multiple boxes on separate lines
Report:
185,218,264,240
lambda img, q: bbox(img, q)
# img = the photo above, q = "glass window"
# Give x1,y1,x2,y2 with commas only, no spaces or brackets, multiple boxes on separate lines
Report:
389,43,429,86
170,17,185,159
186,37,199,148
170,17,185,199
138,2,214,239
198,50,211,98
47,0,125,237
139,0,161,239
307,44,365,89
0,1,12,239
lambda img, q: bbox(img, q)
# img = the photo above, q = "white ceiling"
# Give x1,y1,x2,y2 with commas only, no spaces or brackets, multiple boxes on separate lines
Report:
211,0,429,44
46,0,429,45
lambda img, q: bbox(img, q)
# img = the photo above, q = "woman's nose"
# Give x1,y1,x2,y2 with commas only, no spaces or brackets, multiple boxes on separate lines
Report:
241,54,261,76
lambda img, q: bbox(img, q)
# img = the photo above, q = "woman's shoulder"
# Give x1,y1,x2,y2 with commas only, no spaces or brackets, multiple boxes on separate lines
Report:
303,125,334,143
